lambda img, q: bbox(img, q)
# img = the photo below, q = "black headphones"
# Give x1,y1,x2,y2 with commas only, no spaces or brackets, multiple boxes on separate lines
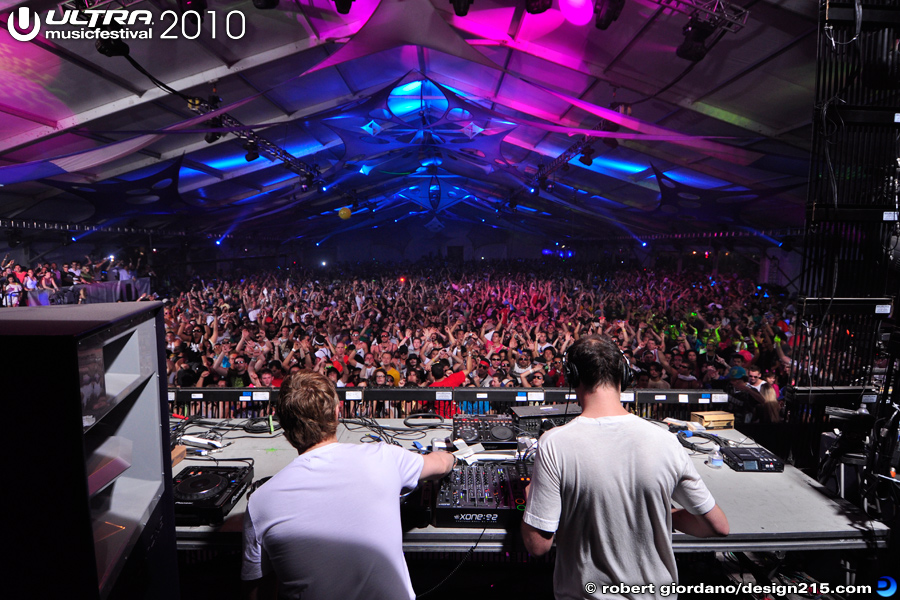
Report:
563,338,634,392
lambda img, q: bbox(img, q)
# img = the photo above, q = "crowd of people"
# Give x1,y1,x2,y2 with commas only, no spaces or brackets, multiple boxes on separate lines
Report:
157,259,794,423
1,253,145,306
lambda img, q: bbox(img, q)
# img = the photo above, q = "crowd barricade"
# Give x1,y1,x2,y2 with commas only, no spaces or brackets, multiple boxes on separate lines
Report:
167,387,732,420
23,278,151,306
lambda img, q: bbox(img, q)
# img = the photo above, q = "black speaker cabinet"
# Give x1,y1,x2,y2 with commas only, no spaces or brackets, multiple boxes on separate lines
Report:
0,303,178,600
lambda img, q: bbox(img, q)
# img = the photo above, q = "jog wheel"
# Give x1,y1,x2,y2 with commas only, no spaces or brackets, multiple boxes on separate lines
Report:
457,427,479,444
490,425,514,441
175,473,227,500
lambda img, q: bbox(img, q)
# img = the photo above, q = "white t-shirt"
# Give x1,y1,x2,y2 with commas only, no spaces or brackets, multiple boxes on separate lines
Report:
524,414,716,600
242,442,424,600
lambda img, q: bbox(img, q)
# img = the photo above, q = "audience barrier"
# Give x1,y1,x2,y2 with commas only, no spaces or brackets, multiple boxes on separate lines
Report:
24,278,151,306
167,387,732,420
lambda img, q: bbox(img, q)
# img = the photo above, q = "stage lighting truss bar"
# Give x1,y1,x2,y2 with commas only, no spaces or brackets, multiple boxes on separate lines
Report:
188,101,318,179
52,0,318,180
654,0,749,33
536,118,619,182
534,140,589,184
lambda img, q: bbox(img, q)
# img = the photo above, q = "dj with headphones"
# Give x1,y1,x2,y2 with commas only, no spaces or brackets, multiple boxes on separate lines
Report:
522,335,729,599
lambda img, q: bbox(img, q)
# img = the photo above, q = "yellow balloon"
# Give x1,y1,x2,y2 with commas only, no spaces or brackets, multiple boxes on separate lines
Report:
339,207,352,220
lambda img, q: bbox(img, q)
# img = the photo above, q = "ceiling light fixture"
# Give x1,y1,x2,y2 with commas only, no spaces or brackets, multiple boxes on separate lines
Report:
578,146,595,166
676,14,718,62
179,0,207,23
450,0,473,17
205,117,223,144
525,0,551,14
244,142,259,162
560,0,593,26
595,0,625,30
601,102,631,149
95,37,129,57
334,0,354,14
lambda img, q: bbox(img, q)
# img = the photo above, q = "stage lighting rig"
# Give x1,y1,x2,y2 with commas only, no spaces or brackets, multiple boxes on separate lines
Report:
526,0,551,14
643,0,748,34
334,0,354,13
676,14,717,61
578,146,595,167
595,0,624,30
95,36,129,57
186,93,319,179
244,142,260,162
451,0,473,17
205,117,223,144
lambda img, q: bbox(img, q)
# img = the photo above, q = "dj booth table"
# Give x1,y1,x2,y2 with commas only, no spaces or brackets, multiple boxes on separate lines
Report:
175,420,889,553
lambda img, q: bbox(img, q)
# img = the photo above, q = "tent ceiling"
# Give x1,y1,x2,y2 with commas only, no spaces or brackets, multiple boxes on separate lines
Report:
0,0,816,246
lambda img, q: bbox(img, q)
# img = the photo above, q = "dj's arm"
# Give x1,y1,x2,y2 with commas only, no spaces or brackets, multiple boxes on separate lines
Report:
521,521,555,556
672,504,729,537
242,573,276,600
419,451,456,481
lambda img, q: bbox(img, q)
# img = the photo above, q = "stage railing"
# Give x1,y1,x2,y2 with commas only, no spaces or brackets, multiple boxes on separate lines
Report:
23,278,151,306
167,387,732,420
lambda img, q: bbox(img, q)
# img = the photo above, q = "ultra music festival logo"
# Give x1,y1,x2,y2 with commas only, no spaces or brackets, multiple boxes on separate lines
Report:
7,7,41,42
6,5,247,42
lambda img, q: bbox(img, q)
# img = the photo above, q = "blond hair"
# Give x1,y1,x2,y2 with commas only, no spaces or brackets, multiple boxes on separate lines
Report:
759,383,781,424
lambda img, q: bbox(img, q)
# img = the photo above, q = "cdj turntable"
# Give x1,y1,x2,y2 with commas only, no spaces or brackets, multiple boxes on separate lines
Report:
510,403,582,436
173,465,254,525
452,415,519,449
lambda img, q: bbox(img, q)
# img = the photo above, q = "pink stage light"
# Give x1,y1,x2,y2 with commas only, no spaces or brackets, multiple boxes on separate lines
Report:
559,0,594,26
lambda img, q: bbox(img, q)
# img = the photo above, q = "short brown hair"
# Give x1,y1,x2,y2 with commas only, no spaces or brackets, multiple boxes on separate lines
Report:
276,371,339,454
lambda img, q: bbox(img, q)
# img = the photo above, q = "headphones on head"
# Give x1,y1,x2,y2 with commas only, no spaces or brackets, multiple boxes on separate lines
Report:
563,337,634,392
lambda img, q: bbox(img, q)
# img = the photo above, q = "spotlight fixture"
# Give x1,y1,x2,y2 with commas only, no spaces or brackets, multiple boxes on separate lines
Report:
595,0,625,30
205,117,223,144
450,0,473,17
525,0,551,14
578,146,595,167
676,15,717,62
253,0,279,8
244,141,259,162
179,0,207,22
95,37,129,57
602,102,632,149
334,0,353,14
